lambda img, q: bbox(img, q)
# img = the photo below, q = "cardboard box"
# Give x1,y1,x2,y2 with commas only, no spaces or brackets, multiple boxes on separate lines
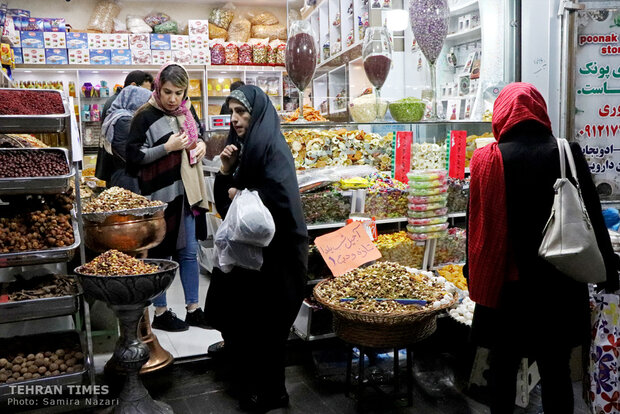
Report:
13,47,22,64
172,49,192,65
110,49,131,65
68,48,89,64
151,49,171,65
189,35,209,50
88,33,106,49
21,17,44,32
19,31,44,49
66,32,88,49
7,9,29,17
45,48,67,64
44,32,65,48
89,48,111,65
108,33,128,49
131,49,151,65
2,17,20,47
43,18,66,32
170,34,189,50
22,48,45,64
129,33,149,50
188,20,209,36
191,48,209,65
150,33,171,50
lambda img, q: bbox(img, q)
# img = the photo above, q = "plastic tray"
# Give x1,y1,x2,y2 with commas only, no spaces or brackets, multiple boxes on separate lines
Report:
0,211,80,268
0,282,81,324
0,148,73,195
0,88,70,133
0,330,88,400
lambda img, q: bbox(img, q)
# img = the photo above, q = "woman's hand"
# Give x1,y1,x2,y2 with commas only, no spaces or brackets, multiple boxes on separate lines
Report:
164,131,188,153
194,141,207,163
220,144,239,174
228,187,238,200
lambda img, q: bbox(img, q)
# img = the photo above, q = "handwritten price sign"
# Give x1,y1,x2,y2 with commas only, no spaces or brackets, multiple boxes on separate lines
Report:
314,222,382,276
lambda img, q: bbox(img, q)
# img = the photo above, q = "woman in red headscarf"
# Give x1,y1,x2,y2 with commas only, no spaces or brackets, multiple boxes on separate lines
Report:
466,82,618,413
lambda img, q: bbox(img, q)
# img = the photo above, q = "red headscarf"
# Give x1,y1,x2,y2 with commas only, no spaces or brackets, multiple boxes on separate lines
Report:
468,82,552,308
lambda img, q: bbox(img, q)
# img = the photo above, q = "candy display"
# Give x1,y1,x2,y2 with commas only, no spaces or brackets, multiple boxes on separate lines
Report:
78,249,158,276
283,129,392,170
0,342,84,384
408,201,448,211
407,207,448,218
407,222,449,233
314,262,452,313
364,173,408,218
408,184,448,197
224,42,239,65
210,40,225,65
0,90,64,115
447,177,469,213
407,230,447,241
239,42,253,64
252,40,269,64
407,194,448,204
408,178,446,189
0,150,69,178
407,169,447,182
301,190,351,224
209,8,234,30
82,187,164,214
408,216,447,226
435,228,466,265
407,169,448,242
436,263,467,291
410,142,447,171
389,97,426,122
375,231,424,268
409,0,449,65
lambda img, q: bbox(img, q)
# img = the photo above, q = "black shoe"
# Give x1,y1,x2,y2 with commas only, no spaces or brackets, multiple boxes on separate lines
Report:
152,309,189,332
208,341,225,356
185,307,212,329
239,391,289,413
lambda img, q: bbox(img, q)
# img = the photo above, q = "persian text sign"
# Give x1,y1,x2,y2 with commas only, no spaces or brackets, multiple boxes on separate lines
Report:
314,222,382,276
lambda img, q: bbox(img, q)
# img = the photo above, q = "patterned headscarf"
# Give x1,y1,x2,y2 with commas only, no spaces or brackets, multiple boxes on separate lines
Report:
101,85,151,155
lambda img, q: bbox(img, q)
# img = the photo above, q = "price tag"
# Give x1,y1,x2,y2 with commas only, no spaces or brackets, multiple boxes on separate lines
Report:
393,131,412,183
449,130,467,179
314,222,382,277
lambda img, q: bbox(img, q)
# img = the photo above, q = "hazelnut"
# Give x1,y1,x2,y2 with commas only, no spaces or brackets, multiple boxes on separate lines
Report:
37,366,47,374
59,364,67,371
31,373,40,379
23,373,32,379
49,363,59,371
54,349,65,357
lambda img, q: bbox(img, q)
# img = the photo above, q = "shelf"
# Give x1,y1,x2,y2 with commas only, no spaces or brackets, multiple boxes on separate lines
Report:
330,107,347,114
450,0,479,15
446,26,482,44
281,120,491,128
16,64,285,72
448,212,466,218
307,217,408,230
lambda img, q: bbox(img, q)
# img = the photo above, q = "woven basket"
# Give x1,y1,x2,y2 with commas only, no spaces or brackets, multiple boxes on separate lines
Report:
314,279,457,348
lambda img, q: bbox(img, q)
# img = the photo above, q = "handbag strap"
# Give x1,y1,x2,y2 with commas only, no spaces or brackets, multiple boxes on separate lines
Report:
556,138,580,187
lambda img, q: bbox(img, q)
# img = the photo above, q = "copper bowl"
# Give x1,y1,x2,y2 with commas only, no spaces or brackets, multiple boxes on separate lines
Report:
83,210,166,254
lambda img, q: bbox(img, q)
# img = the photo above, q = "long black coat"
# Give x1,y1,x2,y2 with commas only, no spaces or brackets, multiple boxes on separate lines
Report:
470,122,618,351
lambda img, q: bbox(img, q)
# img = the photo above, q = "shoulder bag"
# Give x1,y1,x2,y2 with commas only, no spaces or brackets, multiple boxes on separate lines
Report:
538,138,606,283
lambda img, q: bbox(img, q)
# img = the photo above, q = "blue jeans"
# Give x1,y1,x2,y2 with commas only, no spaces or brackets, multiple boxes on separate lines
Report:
152,210,199,308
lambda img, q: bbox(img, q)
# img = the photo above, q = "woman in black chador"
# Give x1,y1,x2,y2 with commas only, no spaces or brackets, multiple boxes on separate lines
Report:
206,85,308,412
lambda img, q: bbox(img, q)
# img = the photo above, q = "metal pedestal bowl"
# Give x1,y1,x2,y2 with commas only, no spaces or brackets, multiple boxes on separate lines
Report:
75,259,178,414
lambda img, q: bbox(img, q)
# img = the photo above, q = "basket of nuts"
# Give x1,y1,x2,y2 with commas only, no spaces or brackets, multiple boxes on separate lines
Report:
313,262,456,347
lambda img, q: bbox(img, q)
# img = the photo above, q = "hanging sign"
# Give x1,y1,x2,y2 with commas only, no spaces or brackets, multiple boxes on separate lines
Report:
448,130,467,180
392,131,412,183
314,221,382,277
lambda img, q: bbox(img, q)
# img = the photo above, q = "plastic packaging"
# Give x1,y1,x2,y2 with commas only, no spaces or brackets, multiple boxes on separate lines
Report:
251,24,287,41
209,23,228,40
224,42,239,65
407,201,448,211
407,216,448,226
447,178,469,213
238,42,253,64
87,0,121,33
408,222,449,235
275,41,286,66
407,169,447,182
407,193,448,204
144,12,170,28
409,179,446,189
227,190,275,246
154,20,178,34
408,185,448,196
248,11,279,26
214,221,263,273
407,207,448,218
251,38,269,65
209,7,234,29
296,165,378,192
210,39,226,65
227,16,251,42
407,230,448,241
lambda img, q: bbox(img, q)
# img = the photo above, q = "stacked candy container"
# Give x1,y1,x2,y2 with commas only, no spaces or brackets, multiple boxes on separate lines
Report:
406,169,448,241
364,173,409,219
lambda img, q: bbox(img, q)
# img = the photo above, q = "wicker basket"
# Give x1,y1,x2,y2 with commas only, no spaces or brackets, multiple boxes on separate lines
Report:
313,279,457,348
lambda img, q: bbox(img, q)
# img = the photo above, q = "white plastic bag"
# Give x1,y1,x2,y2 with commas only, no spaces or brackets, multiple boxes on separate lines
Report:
213,189,275,273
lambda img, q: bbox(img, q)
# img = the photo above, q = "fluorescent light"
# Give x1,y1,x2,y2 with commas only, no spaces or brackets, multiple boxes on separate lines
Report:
92,71,99,74
24,70,32,73
57,70,65,73
385,9,409,31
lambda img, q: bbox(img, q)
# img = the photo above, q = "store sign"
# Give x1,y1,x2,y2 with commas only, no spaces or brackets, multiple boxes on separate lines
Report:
449,130,467,180
575,10,620,199
314,222,381,277
393,131,412,183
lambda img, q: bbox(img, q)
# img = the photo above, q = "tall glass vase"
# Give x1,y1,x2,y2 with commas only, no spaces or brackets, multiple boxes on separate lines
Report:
285,20,318,123
409,0,449,120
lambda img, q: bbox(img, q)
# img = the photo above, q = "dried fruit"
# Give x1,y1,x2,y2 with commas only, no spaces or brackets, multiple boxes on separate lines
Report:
78,250,158,276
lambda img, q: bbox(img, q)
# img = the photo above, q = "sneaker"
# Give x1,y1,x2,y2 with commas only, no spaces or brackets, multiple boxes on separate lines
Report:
152,309,189,332
185,307,212,329
208,341,225,356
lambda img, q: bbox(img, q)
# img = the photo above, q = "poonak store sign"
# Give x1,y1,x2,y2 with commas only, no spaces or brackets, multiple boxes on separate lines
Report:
575,10,620,199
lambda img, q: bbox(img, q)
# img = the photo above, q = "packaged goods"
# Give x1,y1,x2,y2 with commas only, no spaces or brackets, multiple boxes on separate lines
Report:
226,16,251,42
87,0,121,33
209,8,234,30
407,230,448,241
407,207,448,218
408,179,445,189
248,11,279,26
435,228,466,265
407,169,447,182
144,12,170,28
251,38,269,65
407,222,449,234
407,216,448,226
447,177,469,213
224,42,238,65
251,24,287,41
126,15,152,33
210,39,225,65
208,23,228,40
407,194,448,204
408,184,448,196
153,20,178,34
238,42,252,64
407,201,448,212
389,97,426,122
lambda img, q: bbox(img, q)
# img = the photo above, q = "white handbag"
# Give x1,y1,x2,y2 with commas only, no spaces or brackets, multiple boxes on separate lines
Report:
538,138,606,283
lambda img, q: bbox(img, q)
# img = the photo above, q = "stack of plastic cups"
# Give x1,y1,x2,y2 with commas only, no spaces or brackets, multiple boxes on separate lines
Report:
406,169,449,241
